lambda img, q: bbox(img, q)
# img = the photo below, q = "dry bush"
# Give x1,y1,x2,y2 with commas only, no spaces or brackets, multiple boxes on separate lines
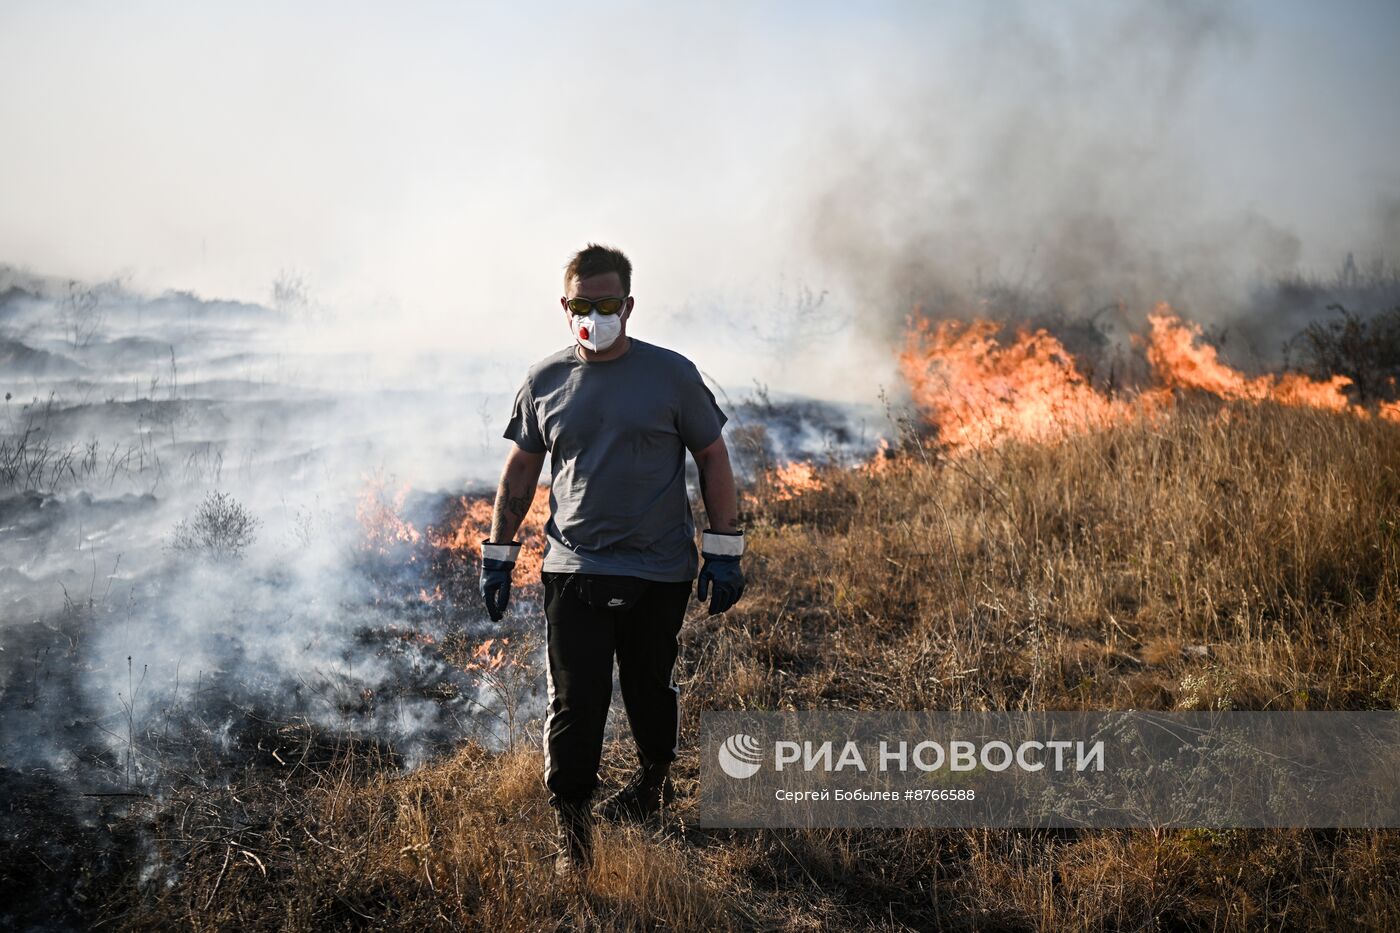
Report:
168,490,261,560
1294,304,1400,403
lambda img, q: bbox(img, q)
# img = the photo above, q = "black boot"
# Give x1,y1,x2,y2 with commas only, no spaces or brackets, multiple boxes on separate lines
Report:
552,799,594,878
597,762,675,823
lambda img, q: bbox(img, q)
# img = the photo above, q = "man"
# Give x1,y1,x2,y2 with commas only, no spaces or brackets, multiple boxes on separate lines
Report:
479,243,746,877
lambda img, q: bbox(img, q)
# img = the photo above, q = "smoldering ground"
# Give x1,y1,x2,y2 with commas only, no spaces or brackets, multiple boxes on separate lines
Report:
0,264,880,927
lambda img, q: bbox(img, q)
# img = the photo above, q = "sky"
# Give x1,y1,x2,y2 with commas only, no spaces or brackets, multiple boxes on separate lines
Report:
1,0,1398,398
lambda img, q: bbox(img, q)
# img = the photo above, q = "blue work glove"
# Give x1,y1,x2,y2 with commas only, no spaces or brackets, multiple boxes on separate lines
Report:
479,540,521,622
697,530,745,616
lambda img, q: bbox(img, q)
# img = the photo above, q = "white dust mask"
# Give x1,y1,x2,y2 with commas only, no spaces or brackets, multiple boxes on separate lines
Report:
572,310,622,352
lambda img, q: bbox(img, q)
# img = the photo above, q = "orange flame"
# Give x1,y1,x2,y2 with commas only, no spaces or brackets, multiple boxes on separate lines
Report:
1144,306,1352,411
356,476,553,583
425,485,551,581
898,315,1160,453
356,478,423,555
461,637,529,685
859,437,898,476
898,303,1373,454
424,497,495,553
771,461,823,500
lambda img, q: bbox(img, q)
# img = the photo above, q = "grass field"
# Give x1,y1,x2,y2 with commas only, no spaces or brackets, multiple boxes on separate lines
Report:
102,397,1400,931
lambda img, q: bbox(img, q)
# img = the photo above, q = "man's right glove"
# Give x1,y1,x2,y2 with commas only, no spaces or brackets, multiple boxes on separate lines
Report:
479,540,521,622
697,529,745,615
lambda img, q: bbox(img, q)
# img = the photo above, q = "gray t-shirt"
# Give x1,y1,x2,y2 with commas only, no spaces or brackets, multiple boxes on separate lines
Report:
503,337,728,582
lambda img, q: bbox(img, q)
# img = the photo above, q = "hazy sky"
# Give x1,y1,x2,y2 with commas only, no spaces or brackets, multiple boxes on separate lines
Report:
2,1,1398,394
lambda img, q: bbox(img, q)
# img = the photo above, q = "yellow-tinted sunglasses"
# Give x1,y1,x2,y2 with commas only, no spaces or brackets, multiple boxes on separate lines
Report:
566,296,628,316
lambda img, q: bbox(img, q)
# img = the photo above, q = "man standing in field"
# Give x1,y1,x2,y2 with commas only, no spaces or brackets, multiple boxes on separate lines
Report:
479,243,746,877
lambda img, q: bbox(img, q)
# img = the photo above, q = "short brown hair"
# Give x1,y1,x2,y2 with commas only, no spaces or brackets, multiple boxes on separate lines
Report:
563,243,632,296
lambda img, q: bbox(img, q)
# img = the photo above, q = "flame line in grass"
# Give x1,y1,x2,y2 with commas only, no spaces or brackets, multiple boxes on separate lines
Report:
761,302,1395,503
897,302,1389,459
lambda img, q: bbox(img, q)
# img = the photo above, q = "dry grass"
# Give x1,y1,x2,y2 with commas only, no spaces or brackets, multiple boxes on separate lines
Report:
115,742,743,932
109,400,1400,931
727,397,1399,715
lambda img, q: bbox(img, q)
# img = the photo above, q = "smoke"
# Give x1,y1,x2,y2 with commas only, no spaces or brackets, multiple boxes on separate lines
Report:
795,1,1397,359
0,272,508,788
1373,195,1400,257
0,263,874,801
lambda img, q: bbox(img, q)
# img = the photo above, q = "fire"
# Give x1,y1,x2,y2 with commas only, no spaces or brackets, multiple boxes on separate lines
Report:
426,485,551,581
424,497,495,553
463,637,513,676
898,303,1374,454
738,459,828,507
898,315,1159,453
860,437,898,476
1144,306,1351,412
356,478,422,555
355,477,551,586
771,461,823,500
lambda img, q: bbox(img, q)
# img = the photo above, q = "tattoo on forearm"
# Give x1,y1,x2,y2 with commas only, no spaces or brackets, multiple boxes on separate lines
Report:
491,481,511,541
491,477,533,542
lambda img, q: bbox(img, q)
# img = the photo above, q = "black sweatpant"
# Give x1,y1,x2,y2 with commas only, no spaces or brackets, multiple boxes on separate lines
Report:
541,570,692,807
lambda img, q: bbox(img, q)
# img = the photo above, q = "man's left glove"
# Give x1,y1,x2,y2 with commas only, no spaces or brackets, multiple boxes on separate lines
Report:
479,540,521,622
697,530,745,616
